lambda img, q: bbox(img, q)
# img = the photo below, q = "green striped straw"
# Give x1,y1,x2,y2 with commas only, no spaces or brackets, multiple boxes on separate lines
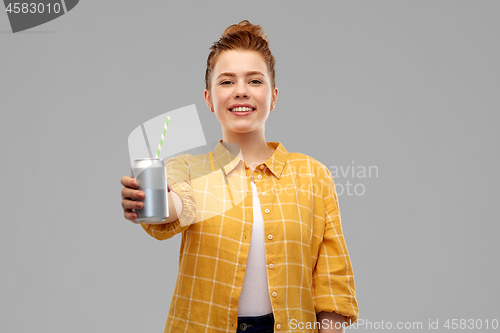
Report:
155,116,170,158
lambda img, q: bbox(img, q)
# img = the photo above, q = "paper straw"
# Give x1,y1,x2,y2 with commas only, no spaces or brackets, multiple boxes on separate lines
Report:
155,116,170,158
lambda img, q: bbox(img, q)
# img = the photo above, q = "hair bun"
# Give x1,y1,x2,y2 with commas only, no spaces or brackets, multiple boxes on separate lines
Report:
223,20,268,42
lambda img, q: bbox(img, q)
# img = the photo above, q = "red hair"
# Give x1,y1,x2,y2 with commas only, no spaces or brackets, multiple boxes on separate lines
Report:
205,20,276,92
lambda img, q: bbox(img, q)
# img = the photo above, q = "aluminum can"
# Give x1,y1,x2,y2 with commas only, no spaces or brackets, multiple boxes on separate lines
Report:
131,158,169,223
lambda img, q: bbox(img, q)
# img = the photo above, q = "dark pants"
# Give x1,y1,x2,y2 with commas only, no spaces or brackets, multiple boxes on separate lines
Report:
236,312,274,333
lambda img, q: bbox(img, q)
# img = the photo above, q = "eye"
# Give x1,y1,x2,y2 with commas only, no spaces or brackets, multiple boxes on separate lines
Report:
250,80,262,84
220,80,232,85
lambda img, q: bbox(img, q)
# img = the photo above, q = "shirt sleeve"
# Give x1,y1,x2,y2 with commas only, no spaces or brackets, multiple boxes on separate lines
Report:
312,165,359,326
140,154,196,241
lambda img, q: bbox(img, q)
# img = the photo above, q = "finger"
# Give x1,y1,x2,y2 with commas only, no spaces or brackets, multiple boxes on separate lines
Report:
124,209,139,224
121,176,139,188
122,198,144,210
121,187,145,200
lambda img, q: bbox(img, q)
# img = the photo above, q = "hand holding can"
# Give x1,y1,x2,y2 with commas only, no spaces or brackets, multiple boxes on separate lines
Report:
130,158,169,223
121,176,144,223
121,174,173,223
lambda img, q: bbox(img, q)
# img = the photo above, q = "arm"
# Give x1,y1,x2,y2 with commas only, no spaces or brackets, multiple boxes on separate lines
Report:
311,165,359,326
317,311,346,333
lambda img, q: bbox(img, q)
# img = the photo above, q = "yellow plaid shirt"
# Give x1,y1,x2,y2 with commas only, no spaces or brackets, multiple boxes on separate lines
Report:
141,140,359,332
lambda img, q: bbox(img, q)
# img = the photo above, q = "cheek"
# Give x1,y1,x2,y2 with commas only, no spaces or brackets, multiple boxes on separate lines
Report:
256,90,272,104
212,90,231,104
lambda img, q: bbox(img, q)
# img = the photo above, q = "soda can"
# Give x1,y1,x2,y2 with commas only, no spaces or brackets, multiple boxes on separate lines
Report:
131,158,169,223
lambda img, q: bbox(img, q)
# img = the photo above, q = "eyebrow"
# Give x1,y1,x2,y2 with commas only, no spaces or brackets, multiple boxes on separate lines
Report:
216,71,265,79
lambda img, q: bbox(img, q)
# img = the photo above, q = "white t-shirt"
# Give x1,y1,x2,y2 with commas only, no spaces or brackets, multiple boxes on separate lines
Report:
237,180,274,316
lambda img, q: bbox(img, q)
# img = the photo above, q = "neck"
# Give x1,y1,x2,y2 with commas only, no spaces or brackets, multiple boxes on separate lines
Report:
221,127,274,167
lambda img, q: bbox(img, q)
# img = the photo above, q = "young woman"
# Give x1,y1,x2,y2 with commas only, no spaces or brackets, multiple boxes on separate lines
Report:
121,20,358,333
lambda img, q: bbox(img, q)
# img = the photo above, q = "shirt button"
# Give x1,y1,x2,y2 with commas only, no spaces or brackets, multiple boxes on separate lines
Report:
272,291,277,297
276,323,281,329
262,192,266,196
260,165,265,169
257,175,262,180
268,234,273,240
264,209,270,214
268,263,274,269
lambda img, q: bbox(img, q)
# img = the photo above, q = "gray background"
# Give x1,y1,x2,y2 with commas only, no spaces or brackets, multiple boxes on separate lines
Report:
1,1,499,332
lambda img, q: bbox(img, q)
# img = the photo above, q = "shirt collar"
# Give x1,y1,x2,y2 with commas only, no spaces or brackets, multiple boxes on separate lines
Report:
212,139,288,179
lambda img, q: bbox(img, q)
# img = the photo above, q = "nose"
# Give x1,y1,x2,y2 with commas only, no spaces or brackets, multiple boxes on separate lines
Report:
234,80,249,98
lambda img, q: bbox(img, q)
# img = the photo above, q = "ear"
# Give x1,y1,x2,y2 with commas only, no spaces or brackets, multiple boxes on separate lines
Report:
204,89,213,112
271,87,279,109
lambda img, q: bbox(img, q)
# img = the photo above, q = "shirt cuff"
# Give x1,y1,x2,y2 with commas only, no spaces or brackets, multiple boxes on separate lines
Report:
171,182,196,227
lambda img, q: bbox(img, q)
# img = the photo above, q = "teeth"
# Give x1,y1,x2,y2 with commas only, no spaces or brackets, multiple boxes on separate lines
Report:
231,107,254,112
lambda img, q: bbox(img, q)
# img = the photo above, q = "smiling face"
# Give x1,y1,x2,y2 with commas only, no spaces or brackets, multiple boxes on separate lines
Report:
204,50,278,135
